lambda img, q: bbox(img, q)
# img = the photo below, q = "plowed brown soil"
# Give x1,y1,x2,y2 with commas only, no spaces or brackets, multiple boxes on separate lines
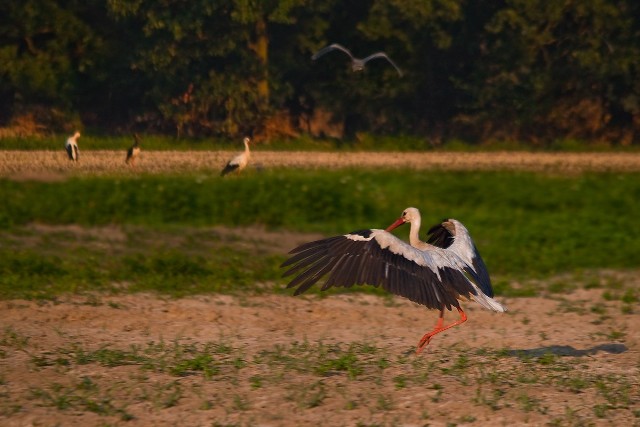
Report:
1,289,638,426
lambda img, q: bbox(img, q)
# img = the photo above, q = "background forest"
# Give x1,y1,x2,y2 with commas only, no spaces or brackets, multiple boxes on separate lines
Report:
1,0,639,145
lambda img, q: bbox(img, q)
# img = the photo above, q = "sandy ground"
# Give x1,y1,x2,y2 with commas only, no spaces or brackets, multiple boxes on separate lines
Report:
1,288,638,426
2,150,640,178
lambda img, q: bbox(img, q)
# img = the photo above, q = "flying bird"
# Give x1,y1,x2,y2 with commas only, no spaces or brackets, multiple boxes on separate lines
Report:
281,207,506,354
126,133,141,166
220,137,251,176
65,131,80,161
312,43,403,77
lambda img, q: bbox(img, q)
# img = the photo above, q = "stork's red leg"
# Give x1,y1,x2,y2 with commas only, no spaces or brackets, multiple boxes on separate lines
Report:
416,306,467,354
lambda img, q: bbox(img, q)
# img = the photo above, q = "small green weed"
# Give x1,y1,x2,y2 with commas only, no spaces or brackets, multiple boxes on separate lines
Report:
232,394,250,411
315,351,362,379
516,393,540,412
0,327,30,350
376,394,393,410
28,379,133,420
393,375,408,389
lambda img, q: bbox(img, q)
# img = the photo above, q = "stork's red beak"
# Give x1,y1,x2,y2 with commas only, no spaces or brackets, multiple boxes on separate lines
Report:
385,217,406,232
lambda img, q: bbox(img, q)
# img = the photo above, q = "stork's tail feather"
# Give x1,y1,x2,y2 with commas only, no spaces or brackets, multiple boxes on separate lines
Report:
472,292,507,312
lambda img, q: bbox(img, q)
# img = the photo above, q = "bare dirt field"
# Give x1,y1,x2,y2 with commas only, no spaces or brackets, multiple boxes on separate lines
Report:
1,287,638,427
0,151,639,426
2,150,640,178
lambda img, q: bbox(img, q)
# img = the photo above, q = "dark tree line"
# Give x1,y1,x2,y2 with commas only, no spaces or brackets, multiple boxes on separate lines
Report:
1,0,639,144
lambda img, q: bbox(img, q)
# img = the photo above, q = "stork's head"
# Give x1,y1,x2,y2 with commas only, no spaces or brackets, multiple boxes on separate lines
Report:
73,131,81,139
385,207,420,232
243,137,251,145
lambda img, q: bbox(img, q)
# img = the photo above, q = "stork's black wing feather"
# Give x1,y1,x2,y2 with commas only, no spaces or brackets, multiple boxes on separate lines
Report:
426,220,454,249
281,229,480,311
220,163,239,176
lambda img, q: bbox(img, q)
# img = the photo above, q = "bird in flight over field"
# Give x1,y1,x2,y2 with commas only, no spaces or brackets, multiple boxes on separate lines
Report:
220,137,251,176
312,43,403,77
281,207,506,354
65,131,80,161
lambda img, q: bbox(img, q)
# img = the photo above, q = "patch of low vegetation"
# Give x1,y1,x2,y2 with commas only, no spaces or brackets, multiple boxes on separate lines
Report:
0,134,438,152
2,226,637,301
0,169,639,297
4,135,640,152
0,225,400,300
2,331,638,425
0,244,284,300
0,135,242,151
28,377,134,420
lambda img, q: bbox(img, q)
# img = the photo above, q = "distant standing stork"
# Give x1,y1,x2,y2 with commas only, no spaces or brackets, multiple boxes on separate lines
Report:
65,131,80,161
281,207,506,354
126,133,141,166
220,137,251,176
312,43,403,77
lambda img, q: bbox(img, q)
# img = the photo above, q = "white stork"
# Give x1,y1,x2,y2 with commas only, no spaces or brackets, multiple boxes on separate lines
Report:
64,131,80,161
281,207,506,354
312,43,403,77
126,133,141,166
220,137,251,176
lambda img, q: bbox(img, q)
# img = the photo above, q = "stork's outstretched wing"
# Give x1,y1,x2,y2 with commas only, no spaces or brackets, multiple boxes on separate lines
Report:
361,52,403,76
281,229,491,311
312,43,354,61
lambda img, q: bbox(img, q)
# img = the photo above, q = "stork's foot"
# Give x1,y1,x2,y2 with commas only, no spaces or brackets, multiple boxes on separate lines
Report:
415,307,468,355
416,341,430,354
416,330,440,354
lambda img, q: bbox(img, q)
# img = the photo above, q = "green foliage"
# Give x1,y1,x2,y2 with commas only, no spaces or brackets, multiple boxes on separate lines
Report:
1,1,639,142
465,0,640,142
0,1,95,104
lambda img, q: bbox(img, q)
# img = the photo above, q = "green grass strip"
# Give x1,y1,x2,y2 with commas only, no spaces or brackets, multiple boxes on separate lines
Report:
1,169,639,282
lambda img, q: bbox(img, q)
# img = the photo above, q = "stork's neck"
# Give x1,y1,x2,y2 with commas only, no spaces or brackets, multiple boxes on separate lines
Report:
408,217,423,248
243,140,250,153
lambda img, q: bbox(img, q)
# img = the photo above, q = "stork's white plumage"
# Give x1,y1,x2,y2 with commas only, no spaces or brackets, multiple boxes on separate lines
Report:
220,137,251,176
312,43,403,77
65,131,80,161
281,207,506,354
